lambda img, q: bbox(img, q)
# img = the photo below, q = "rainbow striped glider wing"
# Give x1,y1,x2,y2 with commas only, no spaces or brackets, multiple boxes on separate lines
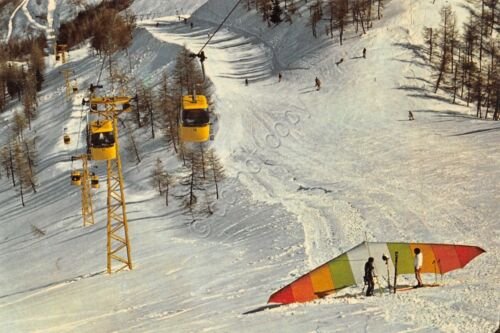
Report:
268,242,485,304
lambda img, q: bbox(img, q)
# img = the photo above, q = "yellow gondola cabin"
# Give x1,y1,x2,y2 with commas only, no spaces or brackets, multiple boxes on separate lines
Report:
71,170,82,186
179,95,210,142
90,174,99,189
89,120,116,160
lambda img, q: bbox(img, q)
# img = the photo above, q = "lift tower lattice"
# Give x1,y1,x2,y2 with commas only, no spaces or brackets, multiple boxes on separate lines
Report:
89,96,133,274
72,154,95,227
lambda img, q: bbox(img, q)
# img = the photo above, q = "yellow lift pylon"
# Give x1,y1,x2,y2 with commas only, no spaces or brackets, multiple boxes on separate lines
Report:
89,95,133,274
55,43,68,63
71,154,95,227
60,69,75,99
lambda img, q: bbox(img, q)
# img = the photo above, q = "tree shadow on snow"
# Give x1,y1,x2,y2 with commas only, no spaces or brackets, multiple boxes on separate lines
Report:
451,126,500,137
405,93,452,103
412,109,478,122
392,42,429,65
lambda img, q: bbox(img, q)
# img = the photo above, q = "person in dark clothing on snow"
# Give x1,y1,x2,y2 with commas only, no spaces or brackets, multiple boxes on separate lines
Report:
245,78,249,86
315,77,321,91
364,257,376,296
408,111,415,121
363,48,366,58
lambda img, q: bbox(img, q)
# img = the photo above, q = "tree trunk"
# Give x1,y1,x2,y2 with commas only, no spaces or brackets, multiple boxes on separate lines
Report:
453,61,458,104
168,116,178,153
484,67,491,119
149,102,155,139
339,20,344,45
134,96,142,128
476,79,482,118
189,156,195,206
19,182,25,207
460,59,465,98
429,28,433,62
200,145,206,180
493,86,499,120
478,0,485,73
434,57,446,93
165,184,169,206
213,167,219,200
23,138,37,193
9,144,15,187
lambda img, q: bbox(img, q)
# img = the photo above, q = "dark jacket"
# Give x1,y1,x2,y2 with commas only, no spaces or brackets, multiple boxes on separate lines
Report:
364,261,374,282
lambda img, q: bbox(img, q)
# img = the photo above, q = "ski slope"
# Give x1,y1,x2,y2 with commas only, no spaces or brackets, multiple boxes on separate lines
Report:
0,0,498,332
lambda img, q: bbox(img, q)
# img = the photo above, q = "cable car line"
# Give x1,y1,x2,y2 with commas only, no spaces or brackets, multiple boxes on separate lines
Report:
176,0,247,144
96,55,107,87
186,0,243,81
195,0,244,56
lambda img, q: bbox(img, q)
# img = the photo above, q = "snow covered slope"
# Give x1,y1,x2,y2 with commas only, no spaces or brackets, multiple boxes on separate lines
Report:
0,0,498,332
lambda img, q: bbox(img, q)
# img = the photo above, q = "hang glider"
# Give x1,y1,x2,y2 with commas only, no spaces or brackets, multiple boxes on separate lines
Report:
268,242,485,304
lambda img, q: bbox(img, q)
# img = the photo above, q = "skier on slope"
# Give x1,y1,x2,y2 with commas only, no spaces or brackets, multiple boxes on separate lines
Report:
408,111,415,121
315,77,321,91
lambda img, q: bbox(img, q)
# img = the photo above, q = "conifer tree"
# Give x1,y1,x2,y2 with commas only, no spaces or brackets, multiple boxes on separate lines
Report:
158,71,179,153
434,5,457,93
12,112,27,142
13,141,34,206
150,158,173,206
0,144,15,187
207,148,226,200
270,0,283,24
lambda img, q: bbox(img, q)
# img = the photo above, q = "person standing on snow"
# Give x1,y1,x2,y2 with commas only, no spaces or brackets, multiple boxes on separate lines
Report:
364,257,376,296
278,72,282,82
363,48,366,58
414,248,424,287
315,77,321,91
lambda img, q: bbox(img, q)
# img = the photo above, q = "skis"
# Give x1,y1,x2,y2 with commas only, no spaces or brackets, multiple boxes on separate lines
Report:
396,284,441,292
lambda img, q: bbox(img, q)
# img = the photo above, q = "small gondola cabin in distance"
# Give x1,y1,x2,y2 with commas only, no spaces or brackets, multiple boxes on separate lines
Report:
71,170,82,186
179,94,210,142
89,120,116,160
90,173,99,189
